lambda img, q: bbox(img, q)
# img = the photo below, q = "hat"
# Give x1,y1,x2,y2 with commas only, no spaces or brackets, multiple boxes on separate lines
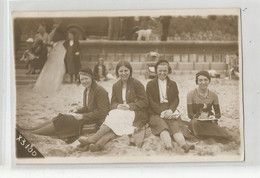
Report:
195,71,211,84
79,68,93,78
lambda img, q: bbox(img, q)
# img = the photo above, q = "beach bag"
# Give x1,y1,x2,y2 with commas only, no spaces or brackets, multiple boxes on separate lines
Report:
129,127,146,148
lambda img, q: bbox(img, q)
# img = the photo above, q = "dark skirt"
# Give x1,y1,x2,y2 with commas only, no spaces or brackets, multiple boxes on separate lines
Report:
188,119,230,140
149,103,186,136
26,57,46,70
64,46,80,75
52,113,83,139
149,115,183,135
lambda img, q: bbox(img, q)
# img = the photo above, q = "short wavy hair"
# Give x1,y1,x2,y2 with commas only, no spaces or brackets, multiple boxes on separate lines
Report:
154,59,172,74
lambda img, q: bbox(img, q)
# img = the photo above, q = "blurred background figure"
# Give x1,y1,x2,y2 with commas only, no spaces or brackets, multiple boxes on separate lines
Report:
108,17,121,40
93,57,108,81
25,39,48,75
147,51,160,62
160,16,171,41
34,24,49,45
225,53,239,80
20,21,50,63
48,23,61,46
63,32,81,83
145,51,160,79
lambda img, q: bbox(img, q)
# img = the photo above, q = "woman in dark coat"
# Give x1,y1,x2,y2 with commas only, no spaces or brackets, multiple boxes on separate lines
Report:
187,71,230,141
146,59,195,153
26,39,48,74
78,61,149,151
63,32,81,83
17,68,110,143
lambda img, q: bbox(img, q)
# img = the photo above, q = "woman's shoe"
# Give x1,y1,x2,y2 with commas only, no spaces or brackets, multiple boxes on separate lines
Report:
89,143,103,152
181,143,195,153
78,137,92,146
75,144,89,152
165,145,174,151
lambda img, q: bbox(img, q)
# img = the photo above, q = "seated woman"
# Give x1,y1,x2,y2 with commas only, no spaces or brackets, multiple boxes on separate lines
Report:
187,71,230,141
93,57,108,81
17,68,110,143
78,61,149,152
146,59,194,153
26,39,48,74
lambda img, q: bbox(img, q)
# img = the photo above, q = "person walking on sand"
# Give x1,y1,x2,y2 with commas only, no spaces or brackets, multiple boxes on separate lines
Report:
146,59,195,153
187,71,230,142
78,61,149,152
63,32,81,83
17,68,110,143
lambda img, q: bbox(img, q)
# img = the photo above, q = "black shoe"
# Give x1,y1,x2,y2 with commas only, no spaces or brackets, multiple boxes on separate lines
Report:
181,144,195,153
78,138,92,146
89,144,103,152
75,144,89,152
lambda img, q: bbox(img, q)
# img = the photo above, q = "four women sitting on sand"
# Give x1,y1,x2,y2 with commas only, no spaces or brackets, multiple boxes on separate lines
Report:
18,59,231,153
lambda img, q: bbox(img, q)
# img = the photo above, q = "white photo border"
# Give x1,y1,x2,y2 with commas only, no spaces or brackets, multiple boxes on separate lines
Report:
3,0,259,175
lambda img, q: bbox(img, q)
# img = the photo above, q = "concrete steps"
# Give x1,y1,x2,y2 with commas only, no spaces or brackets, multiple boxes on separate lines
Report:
15,69,39,86
15,41,39,86
15,41,30,60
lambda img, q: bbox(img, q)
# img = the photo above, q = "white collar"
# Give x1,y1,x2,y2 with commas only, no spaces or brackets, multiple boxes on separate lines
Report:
158,79,167,84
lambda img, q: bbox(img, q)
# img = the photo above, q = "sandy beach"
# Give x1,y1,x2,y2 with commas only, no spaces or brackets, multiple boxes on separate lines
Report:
16,73,242,160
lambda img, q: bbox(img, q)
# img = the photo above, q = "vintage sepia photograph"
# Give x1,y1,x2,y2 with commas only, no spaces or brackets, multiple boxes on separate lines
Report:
13,9,243,164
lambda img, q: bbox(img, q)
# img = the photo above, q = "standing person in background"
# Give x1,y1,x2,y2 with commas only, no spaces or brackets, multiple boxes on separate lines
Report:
146,59,195,153
160,16,171,41
108,17,121,40
93,57,107,81
225,53,239,79
63,32,81,83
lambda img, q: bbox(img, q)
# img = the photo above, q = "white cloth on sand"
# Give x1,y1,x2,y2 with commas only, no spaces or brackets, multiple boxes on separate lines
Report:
34,41,66,92
103,109,136,136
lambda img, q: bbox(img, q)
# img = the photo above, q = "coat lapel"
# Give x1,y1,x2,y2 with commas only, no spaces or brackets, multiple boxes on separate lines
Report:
117,80,123,103
88,82,96,106
166,77,171,101
126,78,132,102
153,77,160,103
83,88,88,107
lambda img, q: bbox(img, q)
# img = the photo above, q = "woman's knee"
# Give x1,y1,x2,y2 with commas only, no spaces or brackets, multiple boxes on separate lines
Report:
160,129,170,136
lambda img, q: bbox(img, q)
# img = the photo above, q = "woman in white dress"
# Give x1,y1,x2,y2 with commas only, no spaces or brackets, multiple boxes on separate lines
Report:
78,61,148,152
